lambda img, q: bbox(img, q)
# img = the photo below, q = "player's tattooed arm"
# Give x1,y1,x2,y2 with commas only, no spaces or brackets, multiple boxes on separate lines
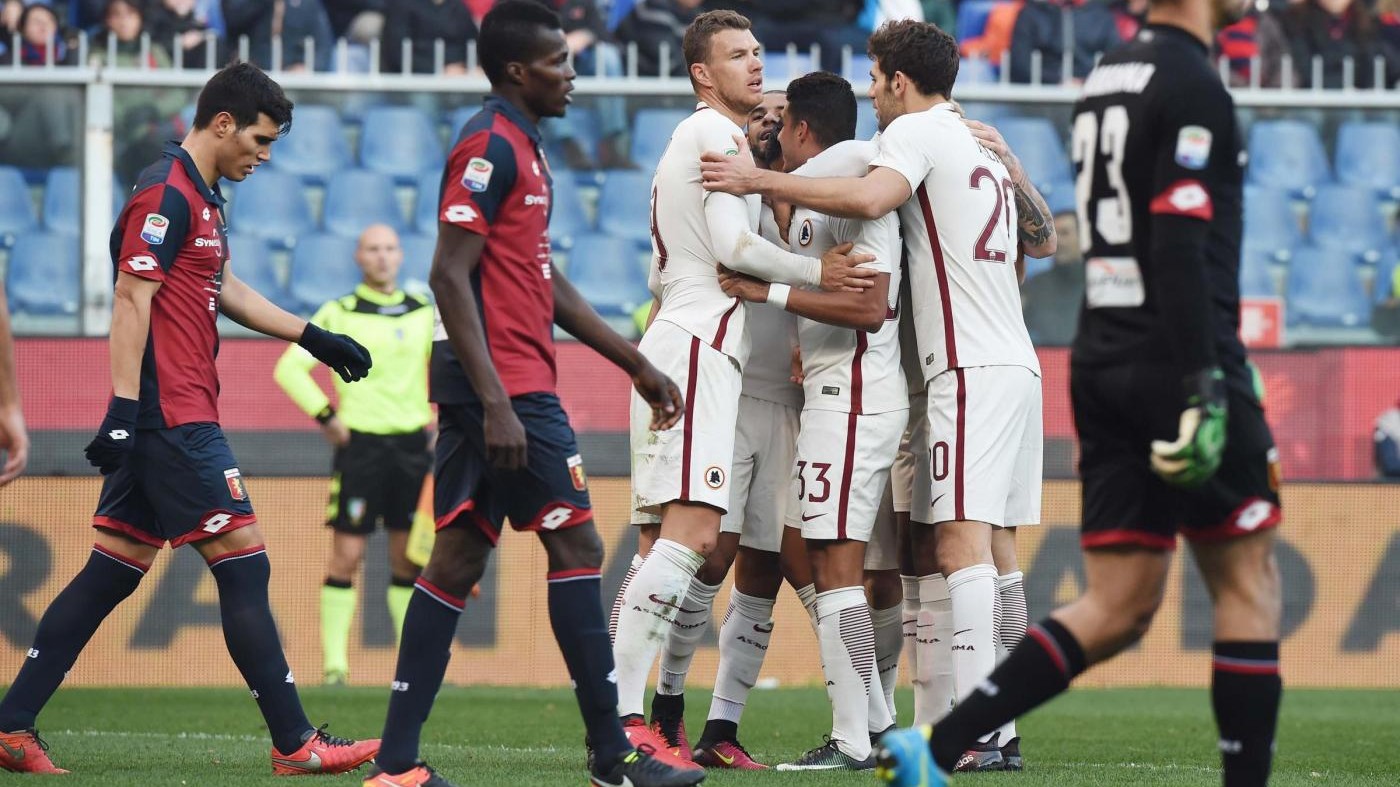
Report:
963,119,1057,258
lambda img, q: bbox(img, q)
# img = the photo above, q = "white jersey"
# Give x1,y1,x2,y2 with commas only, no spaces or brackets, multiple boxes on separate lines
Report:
742,203,803,408
789,140,906,415
648,103,760,366
870,103,1040,382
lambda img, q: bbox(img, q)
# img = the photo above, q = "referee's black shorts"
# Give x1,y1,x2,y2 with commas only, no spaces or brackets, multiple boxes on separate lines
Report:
328,429,432,534
1071,362,1282,551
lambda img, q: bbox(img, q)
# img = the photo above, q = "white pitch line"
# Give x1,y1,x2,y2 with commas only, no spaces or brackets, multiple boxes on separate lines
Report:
50,729,562,755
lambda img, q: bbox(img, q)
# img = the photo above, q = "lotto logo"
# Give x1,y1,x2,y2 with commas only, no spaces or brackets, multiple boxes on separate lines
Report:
202,512,233,533
444,204,478,223
127,254,158,272
391,681,410,692
539,506,573,531
108,429,129,440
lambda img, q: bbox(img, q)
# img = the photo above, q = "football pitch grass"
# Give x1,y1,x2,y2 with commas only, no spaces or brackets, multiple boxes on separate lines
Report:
18,686,1394,785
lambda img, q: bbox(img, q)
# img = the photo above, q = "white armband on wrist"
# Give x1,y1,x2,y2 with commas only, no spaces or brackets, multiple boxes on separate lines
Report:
766,283,791,310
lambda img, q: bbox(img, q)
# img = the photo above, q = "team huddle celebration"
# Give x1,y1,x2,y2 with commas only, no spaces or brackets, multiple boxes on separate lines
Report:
0,0,1308,783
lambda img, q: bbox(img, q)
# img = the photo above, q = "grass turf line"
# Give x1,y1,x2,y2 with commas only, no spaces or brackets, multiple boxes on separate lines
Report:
13,686,1394,785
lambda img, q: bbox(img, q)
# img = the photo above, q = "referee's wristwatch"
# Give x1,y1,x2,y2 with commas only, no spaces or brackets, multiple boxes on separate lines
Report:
315,405,337,425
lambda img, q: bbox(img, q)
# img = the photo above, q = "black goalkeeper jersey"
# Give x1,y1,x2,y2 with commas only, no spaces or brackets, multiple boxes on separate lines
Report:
1069,23,1251,394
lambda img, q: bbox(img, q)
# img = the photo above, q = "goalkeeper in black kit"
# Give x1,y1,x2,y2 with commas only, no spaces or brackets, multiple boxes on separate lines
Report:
875,0,1284,785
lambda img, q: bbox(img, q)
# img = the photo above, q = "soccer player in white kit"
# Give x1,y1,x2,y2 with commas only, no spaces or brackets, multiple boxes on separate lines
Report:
613,11,875,765
698,19,1056,773
718,71,907,771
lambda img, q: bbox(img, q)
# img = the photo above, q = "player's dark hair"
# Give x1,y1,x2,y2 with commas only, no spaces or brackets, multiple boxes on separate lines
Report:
683,10,751,70
784,71,856,148
192,61,293,136
479,0,564,85
867,19,959,99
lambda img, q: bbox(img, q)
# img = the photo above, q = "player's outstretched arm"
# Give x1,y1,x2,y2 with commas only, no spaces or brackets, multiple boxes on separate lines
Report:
552,270,682,431
720,269,891,333
700,134,910,220
964,119,1057,258
223,267,371,383
0,280,26,485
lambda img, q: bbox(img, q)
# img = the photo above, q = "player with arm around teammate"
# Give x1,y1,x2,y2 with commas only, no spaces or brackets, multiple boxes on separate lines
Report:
0,62,380,776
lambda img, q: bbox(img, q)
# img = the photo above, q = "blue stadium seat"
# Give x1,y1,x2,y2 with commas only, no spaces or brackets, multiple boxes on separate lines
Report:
959,101,1016,129
6,232,78,315
1285,245,1369,328
566,233,651,317
1375,247,1398,305
1247,120,1331,198
226,232,290,309
324,169,406,238
1335,121,1400,201
1239,245,1278,298
764,50,815,81
1040,178,1077,217
445,104,483,140
41,168,126,234
997,117,1072,190
550,171,591,250
398,232,436,296
289,234,363,312
359,106,445,183
1243,185,1301,262
856,101,879,141
1023,255,1053,279
414,169,443,233
227,168,314,247
0,166,37,247
597,170,654,246
844,55,875,85
1307,184,1386,264
267,105,350,186
958,57,999,85
546,106,602,165
631,108,690,173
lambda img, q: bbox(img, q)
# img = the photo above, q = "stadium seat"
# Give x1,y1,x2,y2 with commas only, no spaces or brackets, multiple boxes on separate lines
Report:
1239,245,1278,297
997,117,1072,190
958,57,999,85
398,232,436,297
288,233,364,312
1307,184,1386,264
597,170,654,246
1285,245,1369,328
1040,178,1077,217
843,54,875,85
414,169,443,233
956,0,1001,42
566,232,651,317
1243,185,1301,262
267,105,350,186
227,168,314,247
959,101,1015,129
631,108,690,172
550,171,592,250
226,232,290,309
764,50,815,81
856,100,878,141
359,106,445,183
324,169,407,238
445,104,483,140
546,106,602,165
0,166,37,247
41,168,126,234
1247,120,1331,198
6,232,79,315
1375,247,1399,305
1335,121,1400,201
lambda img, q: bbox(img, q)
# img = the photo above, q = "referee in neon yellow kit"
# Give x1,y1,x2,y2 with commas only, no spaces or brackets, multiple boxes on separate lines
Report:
275,223,434,686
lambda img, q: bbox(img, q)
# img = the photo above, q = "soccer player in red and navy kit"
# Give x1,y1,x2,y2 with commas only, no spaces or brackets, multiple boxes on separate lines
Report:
0,62,380,776
362,4,696,787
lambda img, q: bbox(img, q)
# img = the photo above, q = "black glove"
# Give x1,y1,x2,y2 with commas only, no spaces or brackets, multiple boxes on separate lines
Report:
84,396,139,475
299,323,372,382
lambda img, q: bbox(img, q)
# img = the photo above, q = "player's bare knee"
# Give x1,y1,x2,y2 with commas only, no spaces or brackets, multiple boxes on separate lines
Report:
422,527,493,596
540,524,606,572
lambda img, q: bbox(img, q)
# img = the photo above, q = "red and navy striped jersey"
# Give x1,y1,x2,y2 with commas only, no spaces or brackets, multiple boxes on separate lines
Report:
110,141,229,429
429,94,556,404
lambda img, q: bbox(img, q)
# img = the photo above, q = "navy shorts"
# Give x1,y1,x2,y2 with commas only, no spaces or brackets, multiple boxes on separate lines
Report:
434,393,592,544
93,422,257,548
1072,362,1282,551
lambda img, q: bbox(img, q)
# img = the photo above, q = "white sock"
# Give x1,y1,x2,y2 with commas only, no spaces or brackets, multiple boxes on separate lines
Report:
946,564,998,744
612,539,705,717
900,575,920,681
995,570,1027,744
914,573,955,726
870,603,903,729
609,553,644,644
657,577,721,695
795,582,819,627
815,586,877,760
708,590,776,725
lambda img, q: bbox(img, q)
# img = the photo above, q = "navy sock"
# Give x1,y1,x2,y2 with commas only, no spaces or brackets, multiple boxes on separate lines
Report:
547,569,631,771
929,617,1087,772
0,547,146,731
208,547,313,755
375,578,463,774
1212,641,1281,787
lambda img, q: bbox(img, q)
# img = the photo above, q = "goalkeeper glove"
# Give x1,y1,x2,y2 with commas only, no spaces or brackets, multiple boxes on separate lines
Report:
84,396,139,475
299,323,372,383
1150,367,1228,488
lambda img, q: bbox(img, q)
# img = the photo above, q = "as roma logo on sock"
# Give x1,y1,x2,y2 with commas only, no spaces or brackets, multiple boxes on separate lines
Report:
223,468,248,501
567,454,588,491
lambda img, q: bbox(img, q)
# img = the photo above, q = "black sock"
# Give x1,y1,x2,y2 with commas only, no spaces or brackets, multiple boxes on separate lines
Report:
547,569,631,771
1212,641,1281,787
0,547,146,731
208,547,313,755
376,578,462,774
929,617,1087,772
650,691,684,721
324,576,353,589
699,719,738,746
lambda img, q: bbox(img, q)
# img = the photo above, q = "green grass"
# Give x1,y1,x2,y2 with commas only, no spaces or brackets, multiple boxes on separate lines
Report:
17,686,1395,785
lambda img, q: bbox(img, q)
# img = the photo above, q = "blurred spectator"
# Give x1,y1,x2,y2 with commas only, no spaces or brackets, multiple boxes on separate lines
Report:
1376,400,1400,478
1020,211,1084,345
0,3,79,167
744,0,866,74
1,1,22,50
1,1,74,65
224,0,334,71
1217,10,1262,86
1257,0,1400,89
380,0,476,75
147,0,227,68
539,0,632,168
1009,0,1122,84
1374,262,1400,339
90,0,187,181
90,0,174,68
1109,0,1147,40
75,0,226,36
856,0,951,34
1381,0,1400,51
323,0,383,43
612,0,703,78
961,0,1022,65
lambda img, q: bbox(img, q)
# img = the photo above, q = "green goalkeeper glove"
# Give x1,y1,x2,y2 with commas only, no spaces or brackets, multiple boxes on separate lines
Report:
1150,368,1228,487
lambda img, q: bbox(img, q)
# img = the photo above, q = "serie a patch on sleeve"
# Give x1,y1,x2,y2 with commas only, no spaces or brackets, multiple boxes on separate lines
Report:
1174,125,1212,170
140,213,170,245
462,157,494,192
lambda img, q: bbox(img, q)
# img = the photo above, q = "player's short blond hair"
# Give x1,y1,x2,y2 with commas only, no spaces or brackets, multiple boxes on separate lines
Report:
683,10,751,71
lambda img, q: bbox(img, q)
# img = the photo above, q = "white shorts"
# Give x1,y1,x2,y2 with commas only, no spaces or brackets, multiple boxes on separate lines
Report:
718,395,799,553
788,407,907,543
863,479,899,571
631,320,743,516
891,391,928,519
924,365,1043,528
